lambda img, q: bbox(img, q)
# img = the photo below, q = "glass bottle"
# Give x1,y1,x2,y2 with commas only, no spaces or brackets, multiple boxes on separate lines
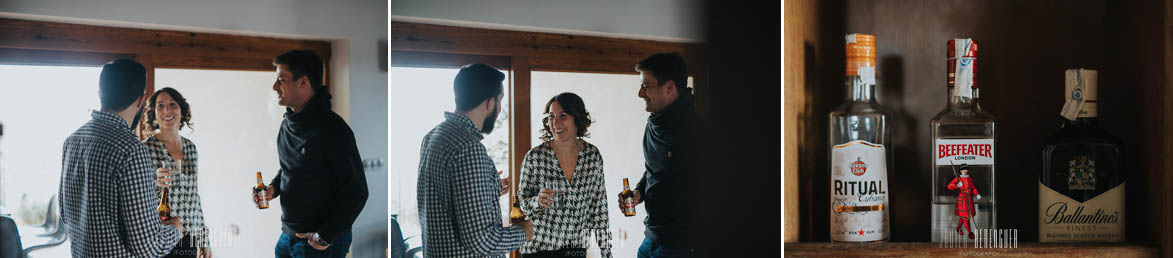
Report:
829,33,892,242
930,38,996,242
1039,68,1125,242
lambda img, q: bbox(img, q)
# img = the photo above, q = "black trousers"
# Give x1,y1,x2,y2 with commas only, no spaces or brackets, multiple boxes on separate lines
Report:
521,248,588,258
163,235,198,258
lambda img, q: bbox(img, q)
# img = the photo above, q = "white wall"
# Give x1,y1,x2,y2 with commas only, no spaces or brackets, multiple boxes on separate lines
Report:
391,0,705,42
0,1,388,257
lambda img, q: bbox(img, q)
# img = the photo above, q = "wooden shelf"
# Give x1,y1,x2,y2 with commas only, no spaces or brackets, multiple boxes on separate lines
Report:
784,0,1172,256
785,242,1160,257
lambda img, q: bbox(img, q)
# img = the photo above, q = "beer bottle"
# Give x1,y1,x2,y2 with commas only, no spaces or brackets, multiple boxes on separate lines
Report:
255,171,269,209
158,187,172,220
620,178,636,217
509,194,525,223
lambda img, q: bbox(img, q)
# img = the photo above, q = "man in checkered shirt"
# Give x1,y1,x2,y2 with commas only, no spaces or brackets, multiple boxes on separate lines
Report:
417,63,534,258
59,59,183,257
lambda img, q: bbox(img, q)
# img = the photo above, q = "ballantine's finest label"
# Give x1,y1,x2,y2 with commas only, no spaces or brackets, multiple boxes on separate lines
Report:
1039,182,1125,242
935,139,994,165
831,140,889,242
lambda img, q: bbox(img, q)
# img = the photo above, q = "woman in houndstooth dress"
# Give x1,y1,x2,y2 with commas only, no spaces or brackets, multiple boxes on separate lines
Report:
519,92,613,258
140,87,212,258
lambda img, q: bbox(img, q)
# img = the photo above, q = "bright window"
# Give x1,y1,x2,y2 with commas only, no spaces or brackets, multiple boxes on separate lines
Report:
389,66,512,251
0,65,101,223
153,68,284,257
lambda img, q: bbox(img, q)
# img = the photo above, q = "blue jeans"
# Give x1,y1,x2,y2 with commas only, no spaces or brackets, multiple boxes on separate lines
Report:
636,237,693,258
275,231,352,258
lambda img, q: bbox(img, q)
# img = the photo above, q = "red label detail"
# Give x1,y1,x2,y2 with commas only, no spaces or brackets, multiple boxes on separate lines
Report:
937,144,993,159
850,159,867,176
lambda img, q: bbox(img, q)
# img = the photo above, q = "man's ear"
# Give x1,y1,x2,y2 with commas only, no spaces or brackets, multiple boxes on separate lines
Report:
136,93,147,108
298,76,311,90
483,96,497,111
663,80,677,95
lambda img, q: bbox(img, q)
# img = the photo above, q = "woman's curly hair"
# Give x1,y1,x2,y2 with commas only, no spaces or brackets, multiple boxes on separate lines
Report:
142,87,193,132
539,92,593,142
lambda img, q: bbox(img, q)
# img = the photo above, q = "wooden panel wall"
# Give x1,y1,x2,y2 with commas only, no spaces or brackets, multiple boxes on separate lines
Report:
390,21,703,75
784,0,824,243
0,18,331,71
788,0,1170,250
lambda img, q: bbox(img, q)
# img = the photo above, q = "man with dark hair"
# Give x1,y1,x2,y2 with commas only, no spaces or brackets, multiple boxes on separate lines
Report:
60,59,184,257
417,63,534,258
252,49,368,257
621,52,699,258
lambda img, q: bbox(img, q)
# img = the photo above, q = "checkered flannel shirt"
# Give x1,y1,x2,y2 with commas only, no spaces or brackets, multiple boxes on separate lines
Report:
417,112,526,258
143,135,209,247
59,110,180,257
518,141,612,258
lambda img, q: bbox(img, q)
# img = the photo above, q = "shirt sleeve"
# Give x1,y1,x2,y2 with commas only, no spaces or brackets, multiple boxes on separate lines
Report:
591,150,613,258
635,169,648,204
119,147,180,258
315,132,369,243
518,149,547,217
451,143,526,256
269,169,283,198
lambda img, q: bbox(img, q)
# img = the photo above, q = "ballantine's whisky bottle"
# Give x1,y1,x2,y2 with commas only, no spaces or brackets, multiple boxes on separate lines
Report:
829,33,891,242
931,38,996,242
1039,69,1125,242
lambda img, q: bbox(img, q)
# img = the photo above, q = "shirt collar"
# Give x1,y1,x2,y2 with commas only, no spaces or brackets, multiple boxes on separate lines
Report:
444,111,483,139
92,110,132,132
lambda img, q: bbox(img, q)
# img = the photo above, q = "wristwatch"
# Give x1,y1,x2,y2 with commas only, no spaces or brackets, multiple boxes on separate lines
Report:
314,233,331,247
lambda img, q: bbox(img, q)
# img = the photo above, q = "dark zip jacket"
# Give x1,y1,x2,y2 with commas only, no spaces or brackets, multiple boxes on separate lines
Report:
270,87,368,243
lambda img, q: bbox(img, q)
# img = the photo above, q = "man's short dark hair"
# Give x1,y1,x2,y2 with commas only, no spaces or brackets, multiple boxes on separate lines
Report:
99,59,147,111
454,63,505,113
273,50,324,90
636,52,690,95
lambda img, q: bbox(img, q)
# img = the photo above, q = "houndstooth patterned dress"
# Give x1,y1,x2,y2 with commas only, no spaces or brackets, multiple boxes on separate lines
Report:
59,110,180,257
518,141,612,258
143,135,210,247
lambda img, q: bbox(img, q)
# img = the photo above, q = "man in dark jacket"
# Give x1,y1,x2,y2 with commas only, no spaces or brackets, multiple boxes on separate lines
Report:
251,50,368,258
620,52,699,258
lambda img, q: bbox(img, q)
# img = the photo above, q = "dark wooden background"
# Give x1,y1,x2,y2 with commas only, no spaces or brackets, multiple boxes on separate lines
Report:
787,0,1170,252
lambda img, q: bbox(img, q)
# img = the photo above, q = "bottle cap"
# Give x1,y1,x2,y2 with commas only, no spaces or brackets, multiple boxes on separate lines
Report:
947,38,979,88
846,34,876,76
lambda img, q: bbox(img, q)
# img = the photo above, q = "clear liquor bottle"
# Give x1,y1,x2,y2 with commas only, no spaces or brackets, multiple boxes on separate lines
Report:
931,38,996,242
1039,69,1125,242
829,33,892,242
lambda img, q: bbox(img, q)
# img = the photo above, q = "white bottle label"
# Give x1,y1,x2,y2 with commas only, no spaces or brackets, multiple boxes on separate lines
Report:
935,139,994,166
859,66,876,85
830,140,889,242
953,38,975,98
1039,182,1125,242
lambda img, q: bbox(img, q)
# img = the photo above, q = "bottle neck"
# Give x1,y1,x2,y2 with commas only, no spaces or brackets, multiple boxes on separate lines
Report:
1062,116,1100,130
946,85,981,108
845,76,876,102
1065,105,1100,126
